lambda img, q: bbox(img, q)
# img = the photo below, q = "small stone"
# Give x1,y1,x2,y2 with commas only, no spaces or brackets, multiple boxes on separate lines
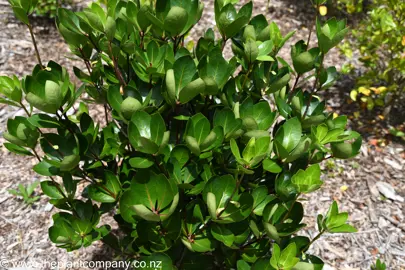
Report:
376,181,404,202
378,217,390,229
383,158,403,170
43,202,53,212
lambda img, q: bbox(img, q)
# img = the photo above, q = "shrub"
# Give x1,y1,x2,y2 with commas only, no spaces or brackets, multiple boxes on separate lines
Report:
11,0,70,18
334,0,364,14
35,0,60,17
2,0,361,268
342,0,405,115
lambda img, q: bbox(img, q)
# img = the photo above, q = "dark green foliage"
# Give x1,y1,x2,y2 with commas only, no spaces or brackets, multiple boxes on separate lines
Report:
2,0,360,268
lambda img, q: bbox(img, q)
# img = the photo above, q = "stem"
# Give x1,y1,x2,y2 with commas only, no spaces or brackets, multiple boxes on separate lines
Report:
104,104,109,125
81,171,117,199
126,54,131,84
305,230,325,251
281,195,300,223
113,119,128,138
193,219,212,237
306,21,314,48
22,105,78,216
19,102,31,116
79,48,92,74
152,155,169,177
303,54,324,119
108,41,127,87
140,32,145,50
240,235,266,249
32,148,41,162
27,22,43,69
241,65,253,91
175,246,186,268
287,74,301,103
86,33,100,52
175,104,181,144
32,149,76,212
221,38,228,51
20,103,65,159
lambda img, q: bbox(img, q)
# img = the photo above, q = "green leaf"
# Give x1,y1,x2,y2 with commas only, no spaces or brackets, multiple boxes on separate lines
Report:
230,138,242,160
84,10,104,32
41,181,65,199
267,67,291,93
129,157,154,169
207,192,217,219
251,258,272,270
71,219,93,235
240,100,276,131
242,137,256,162
264,222,280,243
270,243,281,268
237,260,251,270
173,56,197,96
3,143,33,156
33,160,58,176
107,85,123,113
211,224,235,247
88,171,121,203
275,117,302,153
165,69,177,104
57,8,82,34
179,78,205,104
214,109,243,140
293,48,320,74
28,114,60,128
200,127,223,151
0,97,20,107
316,18,348,53
291,164,323,193
185,136,201,156
164,6,188,36
252,186,275,216
185,113,211,146
120,97,142,120
126,171,178,222
279,243,299,269
104,16,116,40
12,7,29,24
328,224,357,233
263,159,282,173
170,146,190,167
320,67,338,90
331,136,362,159
128,111,167,154
60,155,80,172
182,231,215,252
219,193,254,223
245,39,258,63
292,255,324,270
203,175,236,212
324,201,357,233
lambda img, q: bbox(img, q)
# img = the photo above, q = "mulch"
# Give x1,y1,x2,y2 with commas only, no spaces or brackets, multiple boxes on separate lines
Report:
0,0,404,269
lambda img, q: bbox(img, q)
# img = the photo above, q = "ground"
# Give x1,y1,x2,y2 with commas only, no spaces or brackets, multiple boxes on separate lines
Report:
0,0,404,269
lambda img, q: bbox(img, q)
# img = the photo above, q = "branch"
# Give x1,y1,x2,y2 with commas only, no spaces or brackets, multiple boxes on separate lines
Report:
108,41,127,87
27,22,43,69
